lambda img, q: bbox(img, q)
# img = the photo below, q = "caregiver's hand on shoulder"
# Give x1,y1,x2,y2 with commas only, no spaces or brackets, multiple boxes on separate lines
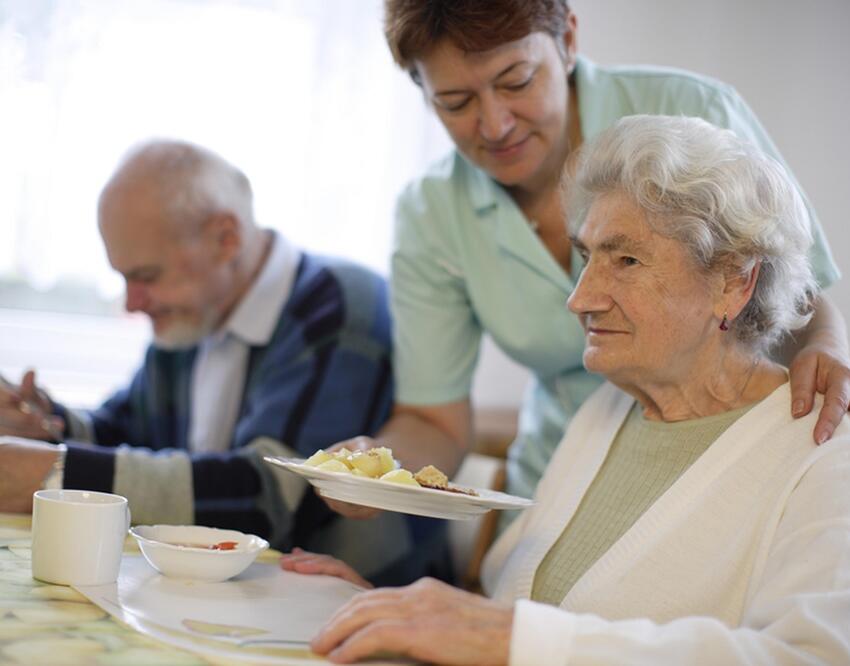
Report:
789,341,850,444
279,548,372,589
311,577,513,665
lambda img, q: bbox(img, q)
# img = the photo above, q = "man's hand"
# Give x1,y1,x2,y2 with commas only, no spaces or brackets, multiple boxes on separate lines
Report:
789,342,850,444
0,438,61,513
0,370,64,441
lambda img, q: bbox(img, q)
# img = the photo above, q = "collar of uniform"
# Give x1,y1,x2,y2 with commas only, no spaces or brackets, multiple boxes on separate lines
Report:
574,54,626,146
460,152,503,215
218,230,301,347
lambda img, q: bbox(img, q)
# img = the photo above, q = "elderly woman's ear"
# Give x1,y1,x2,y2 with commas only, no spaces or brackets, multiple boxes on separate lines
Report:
717,260,762,329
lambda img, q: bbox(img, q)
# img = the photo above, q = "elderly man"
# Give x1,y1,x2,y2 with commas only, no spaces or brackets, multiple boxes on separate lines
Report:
0,140,448,585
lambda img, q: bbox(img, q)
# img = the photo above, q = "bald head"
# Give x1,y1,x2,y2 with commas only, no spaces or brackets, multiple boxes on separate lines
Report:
97,140,270,349
98,140,255,240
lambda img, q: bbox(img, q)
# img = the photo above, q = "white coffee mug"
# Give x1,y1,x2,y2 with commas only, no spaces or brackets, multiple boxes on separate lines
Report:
31,489,131,586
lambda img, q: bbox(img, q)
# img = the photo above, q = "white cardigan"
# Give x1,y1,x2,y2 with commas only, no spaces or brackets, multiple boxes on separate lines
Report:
482,382,850,665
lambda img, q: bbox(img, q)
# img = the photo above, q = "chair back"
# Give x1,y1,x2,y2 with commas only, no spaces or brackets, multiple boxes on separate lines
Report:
448,452,507,591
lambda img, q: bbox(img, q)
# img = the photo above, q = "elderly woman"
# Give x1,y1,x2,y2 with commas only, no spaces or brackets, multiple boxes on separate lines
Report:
285,116,850,665
326,0,850,528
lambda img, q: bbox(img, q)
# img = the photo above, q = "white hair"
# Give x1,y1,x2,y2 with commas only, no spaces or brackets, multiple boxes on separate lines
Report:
112,139,255,235
566,115,817,352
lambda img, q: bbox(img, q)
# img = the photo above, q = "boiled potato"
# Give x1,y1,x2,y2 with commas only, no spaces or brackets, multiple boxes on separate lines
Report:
304,446,407,480
379,469,420,487
372,447,397,475
303,449,332,467
348,451,383,478
332,448,356,469
316,459,351,474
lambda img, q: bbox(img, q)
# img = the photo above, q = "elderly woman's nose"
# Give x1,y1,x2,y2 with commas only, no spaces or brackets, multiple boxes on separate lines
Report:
567,262,609,314
566,285,584,314
478,94,515,142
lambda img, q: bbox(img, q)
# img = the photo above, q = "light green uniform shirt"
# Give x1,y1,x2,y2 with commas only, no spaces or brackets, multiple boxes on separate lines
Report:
530,402,753,605
391,56,840,504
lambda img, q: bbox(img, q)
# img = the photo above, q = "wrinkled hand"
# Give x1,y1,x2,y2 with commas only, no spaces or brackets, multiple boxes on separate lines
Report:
279,548,372,589
788,343,850,444
318,436,382,520
0,370,64,441
312,577,513,665
0,438,61,513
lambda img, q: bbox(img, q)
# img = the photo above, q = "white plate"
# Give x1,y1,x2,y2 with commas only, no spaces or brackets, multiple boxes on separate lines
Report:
264,457,534,520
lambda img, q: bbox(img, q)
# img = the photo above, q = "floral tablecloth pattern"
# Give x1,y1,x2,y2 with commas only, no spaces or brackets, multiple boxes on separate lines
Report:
0,514,296,666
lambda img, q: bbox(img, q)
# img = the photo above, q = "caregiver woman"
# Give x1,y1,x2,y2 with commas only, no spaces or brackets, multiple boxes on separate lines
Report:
331,0,849,511
303,115,850,665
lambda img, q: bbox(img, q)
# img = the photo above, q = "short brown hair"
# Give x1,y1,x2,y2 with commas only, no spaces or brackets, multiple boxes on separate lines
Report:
384,0,570,81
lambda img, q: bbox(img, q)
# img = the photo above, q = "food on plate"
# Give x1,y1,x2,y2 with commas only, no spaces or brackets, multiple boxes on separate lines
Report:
315,459,351,474
332,448,356,468
413,464,448,489
303,447,478,495
413,464,479,495
305,446,398,478
303,449,333,467
351,448,396,476
379,468,420,486
165,540,240,550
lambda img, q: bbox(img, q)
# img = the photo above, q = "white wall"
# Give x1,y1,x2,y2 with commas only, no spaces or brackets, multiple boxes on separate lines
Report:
472,0,850,409
574,0,850,315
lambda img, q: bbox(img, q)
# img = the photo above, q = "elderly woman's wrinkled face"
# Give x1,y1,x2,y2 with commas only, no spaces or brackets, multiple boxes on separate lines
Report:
567,192,721,386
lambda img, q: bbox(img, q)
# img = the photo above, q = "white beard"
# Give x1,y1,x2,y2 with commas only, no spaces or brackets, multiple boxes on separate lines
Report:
151,312,218,350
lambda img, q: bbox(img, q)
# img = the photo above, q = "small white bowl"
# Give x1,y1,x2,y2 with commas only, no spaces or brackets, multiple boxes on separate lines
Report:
129,525,269,582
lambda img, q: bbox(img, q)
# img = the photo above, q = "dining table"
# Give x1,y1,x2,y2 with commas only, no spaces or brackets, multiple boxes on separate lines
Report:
0,512,338,665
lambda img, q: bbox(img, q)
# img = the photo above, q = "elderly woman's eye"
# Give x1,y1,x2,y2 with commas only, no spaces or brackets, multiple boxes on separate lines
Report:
620,256,640,267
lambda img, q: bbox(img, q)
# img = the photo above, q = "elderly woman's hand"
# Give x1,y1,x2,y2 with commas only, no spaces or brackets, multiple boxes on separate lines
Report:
311,577,513,665
279,548,372,589
789,340,850,445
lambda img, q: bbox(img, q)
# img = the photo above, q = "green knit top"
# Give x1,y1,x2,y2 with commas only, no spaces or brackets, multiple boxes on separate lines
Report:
531,401,755,605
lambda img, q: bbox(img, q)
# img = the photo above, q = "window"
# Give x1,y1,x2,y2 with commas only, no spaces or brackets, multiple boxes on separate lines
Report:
1,0,451,304
0,0,453,404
